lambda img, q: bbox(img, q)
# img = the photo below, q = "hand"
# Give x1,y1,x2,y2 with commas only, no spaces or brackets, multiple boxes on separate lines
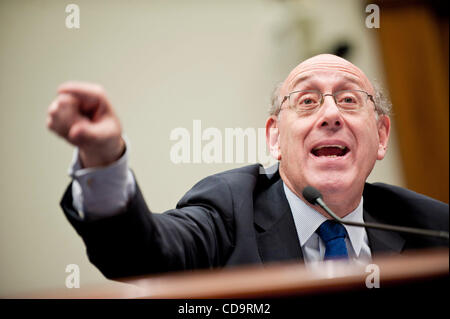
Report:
46,81,125,168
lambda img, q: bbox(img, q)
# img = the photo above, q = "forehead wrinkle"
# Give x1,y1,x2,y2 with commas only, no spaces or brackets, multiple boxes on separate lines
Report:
281,57,374,97
288,71,365,93
288,75,311,92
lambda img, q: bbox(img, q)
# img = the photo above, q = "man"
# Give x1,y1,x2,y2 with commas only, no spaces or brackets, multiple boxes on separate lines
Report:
47,54,448,279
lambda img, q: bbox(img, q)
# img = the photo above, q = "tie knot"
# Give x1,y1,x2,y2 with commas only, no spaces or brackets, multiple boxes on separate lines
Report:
316,220,347,243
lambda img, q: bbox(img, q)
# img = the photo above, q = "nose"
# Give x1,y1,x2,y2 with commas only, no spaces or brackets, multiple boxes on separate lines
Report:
318,94,343,131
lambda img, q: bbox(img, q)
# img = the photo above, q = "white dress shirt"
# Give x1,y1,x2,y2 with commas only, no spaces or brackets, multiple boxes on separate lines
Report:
70,143,135,220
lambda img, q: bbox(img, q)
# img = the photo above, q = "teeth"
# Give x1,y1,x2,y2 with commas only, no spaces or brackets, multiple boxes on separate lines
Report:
313,145,346,151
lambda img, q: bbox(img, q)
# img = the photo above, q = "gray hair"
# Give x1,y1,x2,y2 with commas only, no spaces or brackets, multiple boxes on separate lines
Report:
268,80,392,117
371,80,392,117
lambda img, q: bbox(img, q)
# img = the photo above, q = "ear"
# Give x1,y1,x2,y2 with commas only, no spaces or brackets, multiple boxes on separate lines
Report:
266,115,281,160
376,115,390,160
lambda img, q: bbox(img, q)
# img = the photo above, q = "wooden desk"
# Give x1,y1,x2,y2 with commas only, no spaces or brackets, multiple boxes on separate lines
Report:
9,248,449,299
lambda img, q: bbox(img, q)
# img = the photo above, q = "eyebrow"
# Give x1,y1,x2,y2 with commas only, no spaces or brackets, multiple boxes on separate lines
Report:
289,74,364,92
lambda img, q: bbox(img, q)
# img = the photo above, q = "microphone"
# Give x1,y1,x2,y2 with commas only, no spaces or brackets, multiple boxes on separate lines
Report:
302,186,449,240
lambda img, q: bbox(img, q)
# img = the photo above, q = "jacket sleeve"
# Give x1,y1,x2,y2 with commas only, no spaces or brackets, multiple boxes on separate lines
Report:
60,174,236,279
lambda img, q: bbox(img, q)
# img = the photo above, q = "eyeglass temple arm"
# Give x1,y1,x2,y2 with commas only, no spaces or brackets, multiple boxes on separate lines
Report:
278,96,289,113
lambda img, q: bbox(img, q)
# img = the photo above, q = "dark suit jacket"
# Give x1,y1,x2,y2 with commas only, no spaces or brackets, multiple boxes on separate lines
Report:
60,164,449,279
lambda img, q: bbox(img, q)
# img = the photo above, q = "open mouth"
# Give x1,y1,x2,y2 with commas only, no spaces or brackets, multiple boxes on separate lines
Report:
311,145,350,158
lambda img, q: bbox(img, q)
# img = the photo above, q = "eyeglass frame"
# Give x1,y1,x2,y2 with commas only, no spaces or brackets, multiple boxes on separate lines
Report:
277,89,375,115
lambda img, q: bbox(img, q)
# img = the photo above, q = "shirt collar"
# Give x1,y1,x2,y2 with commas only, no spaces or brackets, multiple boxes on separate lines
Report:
283,182,366,257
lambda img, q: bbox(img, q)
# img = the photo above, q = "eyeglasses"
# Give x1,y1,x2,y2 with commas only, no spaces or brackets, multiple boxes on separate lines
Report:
278,89,375,114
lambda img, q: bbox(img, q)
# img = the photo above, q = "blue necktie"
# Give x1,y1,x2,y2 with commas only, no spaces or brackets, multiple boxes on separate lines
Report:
316,220,349,260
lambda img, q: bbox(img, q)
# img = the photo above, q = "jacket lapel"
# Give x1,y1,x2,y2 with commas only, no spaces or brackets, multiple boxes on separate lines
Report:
363,208,406,255
254,178,304,264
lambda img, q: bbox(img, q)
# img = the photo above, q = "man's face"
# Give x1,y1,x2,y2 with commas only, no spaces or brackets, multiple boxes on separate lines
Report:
266,55,390,211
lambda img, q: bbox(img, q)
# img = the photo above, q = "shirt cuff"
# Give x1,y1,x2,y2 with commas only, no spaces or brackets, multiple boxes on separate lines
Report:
69,137,136,220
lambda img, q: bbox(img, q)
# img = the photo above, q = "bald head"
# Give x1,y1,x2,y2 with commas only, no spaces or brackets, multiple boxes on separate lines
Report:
280,54,374,98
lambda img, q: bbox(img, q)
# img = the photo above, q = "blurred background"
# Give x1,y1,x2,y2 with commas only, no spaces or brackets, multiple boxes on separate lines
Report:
0,0,447,296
